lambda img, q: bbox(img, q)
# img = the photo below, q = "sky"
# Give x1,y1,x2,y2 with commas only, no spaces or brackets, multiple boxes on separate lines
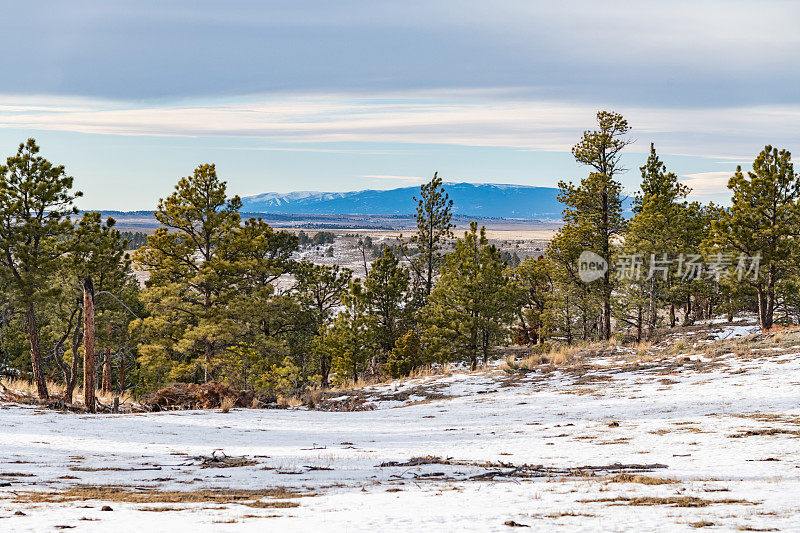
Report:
0,0,798,210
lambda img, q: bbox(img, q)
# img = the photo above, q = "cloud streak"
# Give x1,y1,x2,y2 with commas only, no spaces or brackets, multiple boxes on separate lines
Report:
0,91,797,160
680,171,734,200
2,1,798,106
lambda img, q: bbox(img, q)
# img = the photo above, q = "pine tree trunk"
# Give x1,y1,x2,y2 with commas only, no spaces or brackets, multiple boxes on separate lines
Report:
766,271,776,330
119,351,126,395
25,302,48,400
204,342,212,383
101,348,111,395
565,296,572,345
757,284,773,331
66,308,82,404
203,289,212,382
64,349,78,404
581,310,588,341
601,187,612,341
647,275,657,340
321,356,330,389
669,303,676,328
683,296,693,326
636,306,643,342
83,277,96,413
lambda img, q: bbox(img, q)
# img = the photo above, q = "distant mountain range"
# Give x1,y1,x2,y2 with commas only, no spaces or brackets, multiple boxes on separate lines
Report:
240,183,564,219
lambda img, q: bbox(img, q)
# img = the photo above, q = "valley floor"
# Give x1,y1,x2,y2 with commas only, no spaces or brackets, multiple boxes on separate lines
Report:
1,320,799,532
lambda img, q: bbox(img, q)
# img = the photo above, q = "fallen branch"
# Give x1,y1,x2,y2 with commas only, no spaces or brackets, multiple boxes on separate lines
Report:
379,456,668,480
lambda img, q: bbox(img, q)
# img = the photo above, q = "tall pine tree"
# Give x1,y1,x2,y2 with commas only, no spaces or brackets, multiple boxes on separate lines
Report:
561,111,630,339
405,173,454,301
625,144,689,338
0,139,81,399
710,146,800,330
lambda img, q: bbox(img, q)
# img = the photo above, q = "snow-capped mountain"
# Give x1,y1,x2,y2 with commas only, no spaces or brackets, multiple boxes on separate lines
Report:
240,183,564,219
242,191,352,207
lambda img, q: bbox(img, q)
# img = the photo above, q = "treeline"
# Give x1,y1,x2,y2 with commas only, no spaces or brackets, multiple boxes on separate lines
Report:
2,109,798,403
119,231,148,250
531,111,799,346
0,140,140,402
297,230,335,246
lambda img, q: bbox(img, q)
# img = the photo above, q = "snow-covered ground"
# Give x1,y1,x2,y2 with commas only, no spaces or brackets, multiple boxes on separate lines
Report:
2,328,800,531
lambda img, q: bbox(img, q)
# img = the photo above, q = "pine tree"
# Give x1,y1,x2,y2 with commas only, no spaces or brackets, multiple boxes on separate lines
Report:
513,255,553,344
385,330,423,378
710,146,800,330
134,164,244,385
294,261,352,387
49,212,138,403
362,248,411,356
564,111,631,339
322,281,375,385
676,202,717,326
422,222,515,369
625,144,689,338
0,139,81,399
545,225,601,341
405,173,454,300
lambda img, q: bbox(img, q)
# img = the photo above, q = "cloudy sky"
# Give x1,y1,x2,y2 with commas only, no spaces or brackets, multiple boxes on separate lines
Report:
0,0,797,209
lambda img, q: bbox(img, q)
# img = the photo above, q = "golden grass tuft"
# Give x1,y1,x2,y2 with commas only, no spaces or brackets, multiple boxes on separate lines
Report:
671,339,688,354
1,378,124,405
506,344,581,370
277,395,303,408
634,340,653,355
241,501,299,509
604,473,677,485
581,495,754,507
12,486,314,505
220,396,236,413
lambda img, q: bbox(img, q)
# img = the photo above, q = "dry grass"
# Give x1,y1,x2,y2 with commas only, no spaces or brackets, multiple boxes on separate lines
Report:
728,428,800,438
765,323,800,333
331,375,383,391
277,395,304,408
220,396,236,413
536,511,596,519
1,378,123,405
671,339,688,353
305,362,458,400
11,486,314,505
504,343,593,371
734,413,800,425
581,496,754,507
634,341,653,356
241,501,299,509
408,363,457,379
604,473,677,485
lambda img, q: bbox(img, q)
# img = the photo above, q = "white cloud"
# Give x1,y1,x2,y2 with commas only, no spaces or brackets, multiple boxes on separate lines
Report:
680,171,734,200
0,91,796,160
